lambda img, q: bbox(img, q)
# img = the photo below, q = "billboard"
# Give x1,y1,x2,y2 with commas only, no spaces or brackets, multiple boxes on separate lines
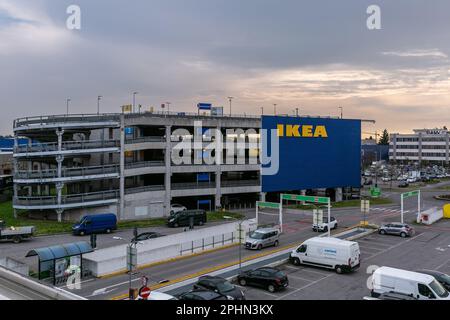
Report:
261,116,361,192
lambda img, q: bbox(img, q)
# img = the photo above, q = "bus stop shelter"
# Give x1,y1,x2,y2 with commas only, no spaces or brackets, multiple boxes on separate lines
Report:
26,242,93,285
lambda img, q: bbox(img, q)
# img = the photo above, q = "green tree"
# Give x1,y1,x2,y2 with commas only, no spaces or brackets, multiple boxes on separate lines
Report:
378,129,390,145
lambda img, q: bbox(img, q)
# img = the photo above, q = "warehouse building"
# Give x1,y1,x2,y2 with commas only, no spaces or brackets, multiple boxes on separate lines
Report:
389,128,450,164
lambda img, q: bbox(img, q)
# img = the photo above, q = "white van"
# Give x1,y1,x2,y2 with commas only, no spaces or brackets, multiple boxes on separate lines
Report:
371,267,450,300
289,237,360,274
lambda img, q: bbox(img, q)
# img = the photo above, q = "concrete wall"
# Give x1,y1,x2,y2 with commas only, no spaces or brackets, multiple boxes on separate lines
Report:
122,190,165,219
83,220,257,277
0,257,29,276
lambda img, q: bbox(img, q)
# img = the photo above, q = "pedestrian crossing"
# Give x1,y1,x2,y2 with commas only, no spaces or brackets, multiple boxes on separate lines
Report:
370,207,409,214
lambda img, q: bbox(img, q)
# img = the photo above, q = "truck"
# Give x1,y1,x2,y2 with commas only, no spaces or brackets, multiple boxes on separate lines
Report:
0,220,35,244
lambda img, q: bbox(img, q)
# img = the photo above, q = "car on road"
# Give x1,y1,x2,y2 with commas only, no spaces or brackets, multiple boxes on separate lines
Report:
416,270,450,291
244,227,280,250
237,267,288,293
290,237,360,274
72,213,117,236
378,223,414,238
167,209,207,228
0,220,35,244
312,216,338,232
371,267,450,300
170,204,187,215
131,232,164,242
193,276,245,300
177,289,229,300
398,181,409,188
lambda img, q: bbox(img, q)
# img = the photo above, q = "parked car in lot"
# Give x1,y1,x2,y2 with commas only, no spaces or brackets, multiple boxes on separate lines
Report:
289,237,360,274
131,232,164,242
371,267,450,300
237,267,288,293
312,216,338,232
170,204,187,214
379,223,414,238
72,213,117,236
244,227,280,250
167,209,207,228
177,290,229,300
416,270,450,291
193,276,245,300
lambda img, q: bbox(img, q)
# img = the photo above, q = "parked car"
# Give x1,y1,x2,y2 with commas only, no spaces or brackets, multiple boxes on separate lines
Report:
72,213,117,236
177,290,229,300
363,291,417,300
371,267,450,300
312,216,338,232
131,232,164,242
379,223,414,238
237,267,288,293
170,204,187,215
398,181,409,188
244,228,280,250
416,270,450,291
167,209,207,228
0,220,35,244
193,276,245,300
289,237,360,274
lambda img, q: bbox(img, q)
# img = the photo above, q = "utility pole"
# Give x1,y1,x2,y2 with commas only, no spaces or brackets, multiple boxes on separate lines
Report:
132,92,138,113
228,97,234,116
66,98,71,115
339,107,343,119
166,102,171,114
261,107,264,115
97,95,102,115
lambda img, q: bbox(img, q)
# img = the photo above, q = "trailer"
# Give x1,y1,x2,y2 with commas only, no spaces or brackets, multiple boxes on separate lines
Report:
0,220,35,244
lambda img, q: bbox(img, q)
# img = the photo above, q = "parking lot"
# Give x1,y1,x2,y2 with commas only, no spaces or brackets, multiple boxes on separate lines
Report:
238,220,450,300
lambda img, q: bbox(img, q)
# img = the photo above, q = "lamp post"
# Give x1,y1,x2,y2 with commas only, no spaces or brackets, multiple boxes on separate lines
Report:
273,104,277,115
165,102,171,114
228,97,234,116
339,107,343,119
223,216,244,273
97,95,102,114
295,108,299,117
66,98,71,115
132,92,138,113
261,107,264,115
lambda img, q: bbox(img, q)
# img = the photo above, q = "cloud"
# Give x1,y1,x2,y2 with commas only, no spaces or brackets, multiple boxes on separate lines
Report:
382,49,448,59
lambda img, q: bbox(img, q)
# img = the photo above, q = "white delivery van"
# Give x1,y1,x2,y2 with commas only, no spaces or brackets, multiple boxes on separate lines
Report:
289,237,360,274
371,267,450,300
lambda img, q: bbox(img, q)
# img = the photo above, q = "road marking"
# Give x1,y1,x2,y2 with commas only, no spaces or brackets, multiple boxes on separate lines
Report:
276,274,334,300
434,258,450,271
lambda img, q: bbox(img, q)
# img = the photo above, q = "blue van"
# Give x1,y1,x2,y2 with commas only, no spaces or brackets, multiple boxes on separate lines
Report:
72,214,117,236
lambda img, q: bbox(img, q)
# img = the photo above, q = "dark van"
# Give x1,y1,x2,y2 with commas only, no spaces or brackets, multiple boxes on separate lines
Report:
72,213,117,236
167,210,207,228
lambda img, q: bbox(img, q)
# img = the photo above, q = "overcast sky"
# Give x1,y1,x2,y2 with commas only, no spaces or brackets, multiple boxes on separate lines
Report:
1,0,450,136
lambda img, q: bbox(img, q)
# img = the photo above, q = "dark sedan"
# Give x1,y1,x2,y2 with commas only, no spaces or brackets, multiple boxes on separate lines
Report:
177,290,228,301
131,232,164,242
417,270,450,291
193,275,245,300
237,267,288,293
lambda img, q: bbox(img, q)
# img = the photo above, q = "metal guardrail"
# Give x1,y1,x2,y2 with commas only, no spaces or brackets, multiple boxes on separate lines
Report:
15,165,120,180
125,185,165,194
14,140,120,154
14,114,121,129
171,182,216,190
125,161,165,170
14,190,119,206
125,136,165,144
221,179,261,187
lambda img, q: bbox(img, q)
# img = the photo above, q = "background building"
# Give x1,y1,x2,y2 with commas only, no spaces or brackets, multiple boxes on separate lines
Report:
389,128,450,165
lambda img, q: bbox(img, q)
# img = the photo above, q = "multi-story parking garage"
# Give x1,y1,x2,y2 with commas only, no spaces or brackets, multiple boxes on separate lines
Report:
13,113,261,221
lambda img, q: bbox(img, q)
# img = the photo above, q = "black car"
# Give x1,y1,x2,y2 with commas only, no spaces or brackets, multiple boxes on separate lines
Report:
132,232,164,242
177,290,228,301
416,270,450,291
237,267,288,293
398,181,409,188
193,276,245,300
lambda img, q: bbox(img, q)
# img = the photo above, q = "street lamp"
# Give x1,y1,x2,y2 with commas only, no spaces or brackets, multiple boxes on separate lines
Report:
165,102,171,114
273,104,277,115
223,216,244,273
132,92,139,113
228,97,234,116
338,107,343,119
97,95,103,114
261,107,264,115
295,108,299,117
66,98,71,115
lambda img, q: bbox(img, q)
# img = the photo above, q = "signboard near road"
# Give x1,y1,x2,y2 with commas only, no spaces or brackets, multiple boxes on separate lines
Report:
403,191,419,199
282,194,329,204
126,245,137,272
138,286,151,300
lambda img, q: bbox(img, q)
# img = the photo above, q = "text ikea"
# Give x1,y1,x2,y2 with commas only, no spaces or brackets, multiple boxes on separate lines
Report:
277,124,328,138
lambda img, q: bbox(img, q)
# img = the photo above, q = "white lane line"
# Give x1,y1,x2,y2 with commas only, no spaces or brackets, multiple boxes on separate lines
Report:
434,258,450,271
276,274,334,300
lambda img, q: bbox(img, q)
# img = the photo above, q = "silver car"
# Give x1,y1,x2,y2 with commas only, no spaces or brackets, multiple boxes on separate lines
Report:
379,223,414,238
244,228,280,250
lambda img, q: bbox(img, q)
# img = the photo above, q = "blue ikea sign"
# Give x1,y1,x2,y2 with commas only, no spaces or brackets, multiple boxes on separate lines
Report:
261,116,361,193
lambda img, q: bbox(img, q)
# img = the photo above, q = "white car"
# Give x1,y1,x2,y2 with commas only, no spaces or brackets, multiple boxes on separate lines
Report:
170,204,187,214
312,217,338,232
